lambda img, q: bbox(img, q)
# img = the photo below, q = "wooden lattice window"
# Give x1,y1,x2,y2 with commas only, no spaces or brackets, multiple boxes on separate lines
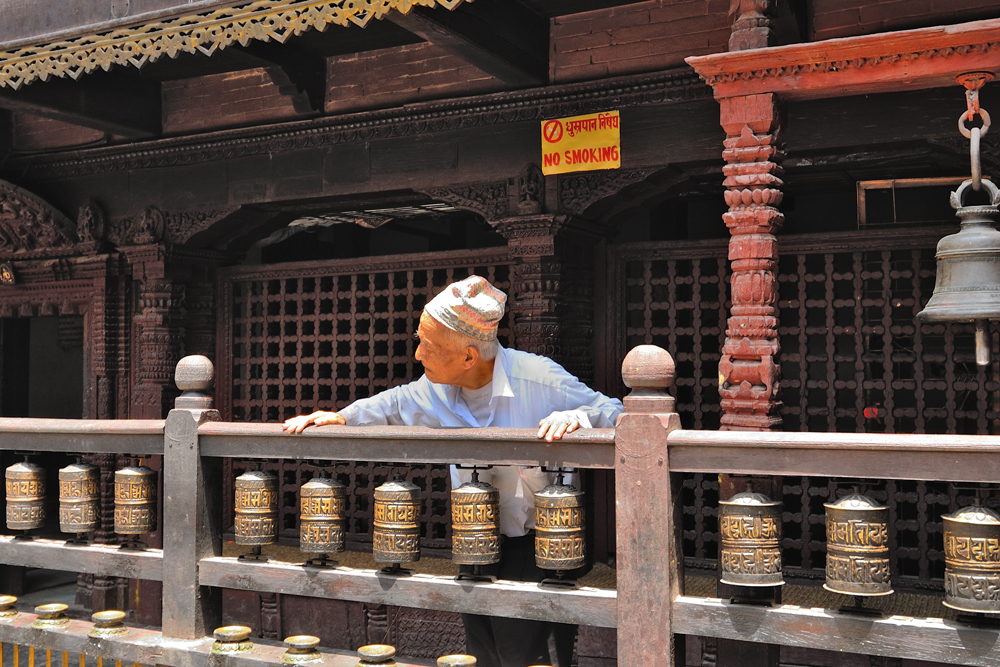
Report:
216,249,515,551
613,226,1000,589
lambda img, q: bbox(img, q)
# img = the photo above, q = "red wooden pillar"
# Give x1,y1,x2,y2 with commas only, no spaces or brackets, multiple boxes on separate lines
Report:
718,91,784,432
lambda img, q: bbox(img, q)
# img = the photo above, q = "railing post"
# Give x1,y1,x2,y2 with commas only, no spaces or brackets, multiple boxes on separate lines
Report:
616,345,682,666
161,355,222,639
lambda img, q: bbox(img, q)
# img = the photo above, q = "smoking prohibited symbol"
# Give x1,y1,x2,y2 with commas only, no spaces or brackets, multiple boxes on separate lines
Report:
543,120,563,143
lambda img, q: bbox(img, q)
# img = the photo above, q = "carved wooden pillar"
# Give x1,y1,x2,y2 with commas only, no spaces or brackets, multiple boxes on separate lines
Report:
185,282,216,358
495,215,600,384
132,277,186,419
718,93,784,432
729,0,776,51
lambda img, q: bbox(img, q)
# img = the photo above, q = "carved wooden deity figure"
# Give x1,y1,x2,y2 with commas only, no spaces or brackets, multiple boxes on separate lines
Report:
718,93,784,431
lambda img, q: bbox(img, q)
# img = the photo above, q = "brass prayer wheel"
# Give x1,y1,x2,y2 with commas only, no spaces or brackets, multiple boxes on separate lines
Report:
451,476,500,565
824,492,892,596
373,478,421,564
114,466,157,535
299,475,347,554
234,469,279,546
719,486,783,587
943,503,1000,613
534,481,586,571
5,461,46,531
59,462,100,534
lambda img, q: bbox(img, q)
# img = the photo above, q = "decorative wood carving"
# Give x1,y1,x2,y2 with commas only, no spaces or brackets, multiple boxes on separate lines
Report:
14,68,709,180
110,207,240,247
718,93,784,431
495,214,604,383
76,200,106,247
558,168,657,217
688,17,1000,101
512,163,543,216
419,181,509,224
131,278,185,420
0,180,77,257
728,0,775,51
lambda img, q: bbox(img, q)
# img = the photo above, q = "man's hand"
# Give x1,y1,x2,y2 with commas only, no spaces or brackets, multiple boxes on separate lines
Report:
537,411,582,442
282,411,346,434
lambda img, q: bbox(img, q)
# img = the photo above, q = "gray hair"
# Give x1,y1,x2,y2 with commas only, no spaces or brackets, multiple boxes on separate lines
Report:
440,325,500,361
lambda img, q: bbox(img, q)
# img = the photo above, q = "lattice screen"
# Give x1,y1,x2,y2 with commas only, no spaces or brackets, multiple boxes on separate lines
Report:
618,228,1000,588
218,252,514,550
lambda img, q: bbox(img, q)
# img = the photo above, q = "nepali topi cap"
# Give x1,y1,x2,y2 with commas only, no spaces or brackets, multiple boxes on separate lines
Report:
425,276,507,341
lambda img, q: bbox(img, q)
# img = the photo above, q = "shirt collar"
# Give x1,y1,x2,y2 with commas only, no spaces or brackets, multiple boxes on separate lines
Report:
491,345,515,400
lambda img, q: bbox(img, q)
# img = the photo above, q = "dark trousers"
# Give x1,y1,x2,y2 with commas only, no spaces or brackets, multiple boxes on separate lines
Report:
460,535,577,667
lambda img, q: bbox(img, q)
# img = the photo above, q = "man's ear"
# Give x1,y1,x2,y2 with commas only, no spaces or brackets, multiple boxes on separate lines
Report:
464,345,480,368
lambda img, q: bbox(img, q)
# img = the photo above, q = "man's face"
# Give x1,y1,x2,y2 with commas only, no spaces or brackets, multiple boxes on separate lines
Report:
414,313,473,385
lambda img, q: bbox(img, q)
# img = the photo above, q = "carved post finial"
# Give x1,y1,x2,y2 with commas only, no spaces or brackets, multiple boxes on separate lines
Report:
621,344,676,414
174,355,214,411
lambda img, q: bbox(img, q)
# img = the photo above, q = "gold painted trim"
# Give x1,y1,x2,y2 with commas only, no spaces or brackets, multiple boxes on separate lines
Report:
0,0,469,90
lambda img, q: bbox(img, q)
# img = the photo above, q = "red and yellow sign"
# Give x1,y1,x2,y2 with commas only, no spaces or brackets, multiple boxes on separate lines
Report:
541,110,620,176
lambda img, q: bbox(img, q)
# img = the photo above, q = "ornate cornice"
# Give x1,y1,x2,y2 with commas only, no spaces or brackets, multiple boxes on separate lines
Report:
0,0,468,90
687,17,1000,101
0,179,81,258
108,206,239,247
11,67,709,180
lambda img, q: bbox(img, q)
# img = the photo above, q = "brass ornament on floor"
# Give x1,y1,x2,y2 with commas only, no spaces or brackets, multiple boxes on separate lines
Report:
5,459,45,534
299,472,347,567
357,644,396,667
235,466,278,561
59,460,100,540
452,467,500,582
114,465,157,543
373,475,421,573
212,626,253,654
535,472,585,586
943,501,1000,614
719,484,784,587
283,635,322,664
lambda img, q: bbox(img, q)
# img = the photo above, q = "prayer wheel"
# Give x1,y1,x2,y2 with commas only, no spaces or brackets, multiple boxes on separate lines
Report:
534,481,586,571
234,469,279,546
5,461,46,531
299,474,347,557
114,466,157,535
373,478,421,565
719,486,783,587
943,503,1000,613
451,473,500,566
824,492,892,596
58,462,100,535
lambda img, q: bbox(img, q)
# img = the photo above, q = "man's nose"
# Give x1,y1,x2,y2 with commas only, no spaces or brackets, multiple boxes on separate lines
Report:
414,343,424,361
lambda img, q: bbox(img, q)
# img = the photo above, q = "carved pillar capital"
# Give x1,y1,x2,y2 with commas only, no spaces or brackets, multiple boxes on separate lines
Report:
718,94,785,431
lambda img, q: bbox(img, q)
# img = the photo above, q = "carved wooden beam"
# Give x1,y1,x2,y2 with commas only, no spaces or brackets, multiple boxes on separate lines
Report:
687,16,1000,101
388,0,548,86
0,75,160,139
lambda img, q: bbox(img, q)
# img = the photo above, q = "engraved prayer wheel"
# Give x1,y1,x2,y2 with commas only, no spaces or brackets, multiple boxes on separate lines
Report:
824,492,892,596
372,478,421,564
58,462,100,534
234,469,279,546
943,503,1000,613
299,475,347,554
534,481,586,571
114,466,157,535
5,461,46,531
719,486,783,586
451,477,500,565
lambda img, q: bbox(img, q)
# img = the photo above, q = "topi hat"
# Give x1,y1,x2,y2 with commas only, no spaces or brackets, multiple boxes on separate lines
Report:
424,276,507,341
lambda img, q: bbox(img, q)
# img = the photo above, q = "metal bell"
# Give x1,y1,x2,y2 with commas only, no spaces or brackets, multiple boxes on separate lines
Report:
59,462,100,535
6,461,46,531
451,472,500,566
299,474,347,562
372,477,421,566
943,502,1000,613
824,492,892,596
114,466,157,535
918,178,1000,366
534,480,586,571
234,469,279,547
719,485,783,587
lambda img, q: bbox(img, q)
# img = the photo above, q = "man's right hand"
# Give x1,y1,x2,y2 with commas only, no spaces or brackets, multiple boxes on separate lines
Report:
282,411,346,433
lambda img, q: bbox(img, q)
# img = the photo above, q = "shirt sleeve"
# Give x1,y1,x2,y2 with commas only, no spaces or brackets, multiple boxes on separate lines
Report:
543,359,623,428
338,376,447,427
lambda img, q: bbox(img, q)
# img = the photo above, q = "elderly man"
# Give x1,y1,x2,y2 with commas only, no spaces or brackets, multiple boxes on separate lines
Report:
283,275,622,667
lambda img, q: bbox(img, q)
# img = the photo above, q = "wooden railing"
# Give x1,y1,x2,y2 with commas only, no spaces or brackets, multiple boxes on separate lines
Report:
0,348,999,666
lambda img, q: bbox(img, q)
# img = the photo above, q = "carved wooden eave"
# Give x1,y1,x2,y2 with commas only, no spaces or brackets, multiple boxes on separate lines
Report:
0,179,90,260
686,17,1000,101
0,0,469,91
